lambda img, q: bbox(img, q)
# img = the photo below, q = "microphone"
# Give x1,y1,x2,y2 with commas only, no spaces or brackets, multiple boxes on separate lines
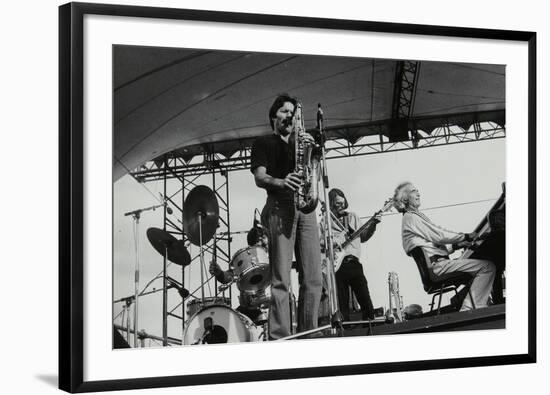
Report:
158,193,174,214
166,277,189,298
315,103,326,147
177,287,189,298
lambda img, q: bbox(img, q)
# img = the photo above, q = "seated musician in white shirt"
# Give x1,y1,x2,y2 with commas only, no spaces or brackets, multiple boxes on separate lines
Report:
393,182,496,311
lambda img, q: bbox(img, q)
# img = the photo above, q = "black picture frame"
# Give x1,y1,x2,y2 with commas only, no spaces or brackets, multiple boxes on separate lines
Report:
59,2,537,393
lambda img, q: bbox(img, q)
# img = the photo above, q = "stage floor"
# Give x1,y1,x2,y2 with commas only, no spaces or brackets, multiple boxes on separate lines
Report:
114,304,505,346
308,304,505,339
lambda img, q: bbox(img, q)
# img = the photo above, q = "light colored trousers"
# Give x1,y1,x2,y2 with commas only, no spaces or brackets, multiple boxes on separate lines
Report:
431,258,496,311
262,196,322,339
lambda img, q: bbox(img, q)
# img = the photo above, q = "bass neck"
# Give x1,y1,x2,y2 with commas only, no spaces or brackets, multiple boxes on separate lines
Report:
340,213,379,249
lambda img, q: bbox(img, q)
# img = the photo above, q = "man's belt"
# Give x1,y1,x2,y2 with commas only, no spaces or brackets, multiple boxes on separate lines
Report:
429,254,450,264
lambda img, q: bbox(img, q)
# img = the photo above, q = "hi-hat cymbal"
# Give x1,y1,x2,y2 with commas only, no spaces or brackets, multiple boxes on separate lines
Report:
146,227,191,266
183,185,219,245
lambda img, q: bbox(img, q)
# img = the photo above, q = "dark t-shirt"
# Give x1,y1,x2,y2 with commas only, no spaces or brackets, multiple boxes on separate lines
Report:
250,134,295,201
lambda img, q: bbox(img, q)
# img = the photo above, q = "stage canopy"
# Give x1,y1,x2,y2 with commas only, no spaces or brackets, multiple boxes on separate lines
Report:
114,46,505,180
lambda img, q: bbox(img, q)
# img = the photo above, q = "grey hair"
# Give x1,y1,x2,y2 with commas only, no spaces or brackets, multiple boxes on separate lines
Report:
393,182,413,213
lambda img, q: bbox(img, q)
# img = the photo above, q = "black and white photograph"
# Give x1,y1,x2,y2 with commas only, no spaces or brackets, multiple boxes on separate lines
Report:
112,46,506,348
4,0,549,392
52,1,538,393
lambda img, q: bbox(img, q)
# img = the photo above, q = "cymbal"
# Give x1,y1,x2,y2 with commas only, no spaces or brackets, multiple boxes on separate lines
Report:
183,185,219,245
146,227,191,266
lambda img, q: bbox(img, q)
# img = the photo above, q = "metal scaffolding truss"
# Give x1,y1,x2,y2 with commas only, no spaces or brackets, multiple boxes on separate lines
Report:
324,121,505,156
392,60,420,119
132,113,505,182
156,157,233,338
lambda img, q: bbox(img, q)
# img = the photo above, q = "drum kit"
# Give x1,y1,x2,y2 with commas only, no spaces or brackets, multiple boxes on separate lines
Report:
231,246,271,292
137,185,273,346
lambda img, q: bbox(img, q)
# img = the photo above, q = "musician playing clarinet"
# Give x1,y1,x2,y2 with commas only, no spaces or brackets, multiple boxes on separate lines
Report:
250,94,323,340
320,188,382,321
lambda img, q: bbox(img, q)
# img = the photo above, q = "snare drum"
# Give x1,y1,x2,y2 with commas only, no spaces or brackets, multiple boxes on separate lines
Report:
186,296,230,317
231,246,270,292
183,304,259,345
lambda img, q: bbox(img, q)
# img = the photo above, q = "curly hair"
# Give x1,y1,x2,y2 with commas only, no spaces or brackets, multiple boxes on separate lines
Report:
393,182,413,213
268,93,298,130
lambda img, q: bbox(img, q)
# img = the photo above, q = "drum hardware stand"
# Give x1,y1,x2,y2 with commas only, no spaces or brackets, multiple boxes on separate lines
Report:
124,202,167,348
119,298,132,343
181,185,220,343
180,230,186,344
162,242,168,346
169,275,218,315
114,296,133,342
259,322,269,341
212,232,218,302
119,303,127,341
126,299,133,343
217,281,234,297
197,211,206,303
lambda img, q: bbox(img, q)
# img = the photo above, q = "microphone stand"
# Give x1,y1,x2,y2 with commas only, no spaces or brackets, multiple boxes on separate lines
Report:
317,103,344,335
124,202,166,348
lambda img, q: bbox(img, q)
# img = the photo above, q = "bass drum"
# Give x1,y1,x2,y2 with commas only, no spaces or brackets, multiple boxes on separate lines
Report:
186,296,230,318
183,305,260,345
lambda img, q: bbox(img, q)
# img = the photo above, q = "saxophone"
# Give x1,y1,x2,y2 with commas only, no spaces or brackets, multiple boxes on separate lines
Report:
293,102,320,214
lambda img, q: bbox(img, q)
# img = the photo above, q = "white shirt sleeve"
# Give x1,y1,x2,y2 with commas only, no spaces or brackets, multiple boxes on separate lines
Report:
403,212,464,245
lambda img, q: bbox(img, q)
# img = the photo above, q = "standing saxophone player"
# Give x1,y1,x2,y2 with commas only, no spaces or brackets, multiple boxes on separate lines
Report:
250,94,323,340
